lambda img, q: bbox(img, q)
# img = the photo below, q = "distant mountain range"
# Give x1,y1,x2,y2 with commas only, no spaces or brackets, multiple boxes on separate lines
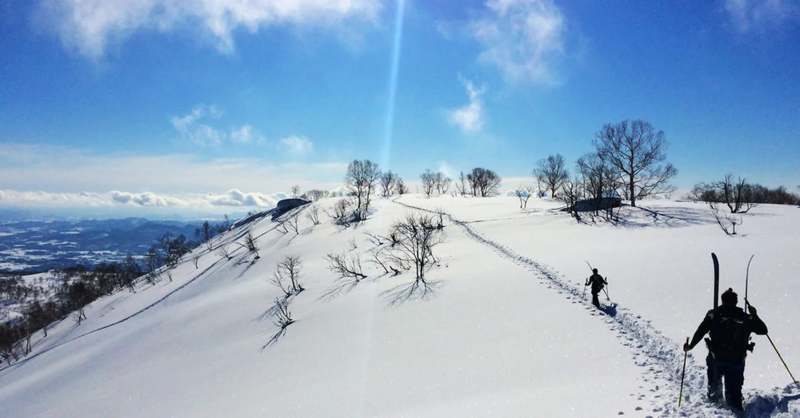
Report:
0,217,209,273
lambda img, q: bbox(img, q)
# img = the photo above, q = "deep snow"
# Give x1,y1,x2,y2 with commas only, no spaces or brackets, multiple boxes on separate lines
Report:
1,195,798,418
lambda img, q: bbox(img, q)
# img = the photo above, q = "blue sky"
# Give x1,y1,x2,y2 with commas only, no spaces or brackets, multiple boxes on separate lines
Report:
1,0,799,215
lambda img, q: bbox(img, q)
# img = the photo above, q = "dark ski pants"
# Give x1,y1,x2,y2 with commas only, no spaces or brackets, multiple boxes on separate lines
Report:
706,354,745,411
591,291,600,307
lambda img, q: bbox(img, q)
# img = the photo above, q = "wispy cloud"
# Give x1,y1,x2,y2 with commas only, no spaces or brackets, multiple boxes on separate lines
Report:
437,161,459,180
470,0,566,84
723,0,799,33
37,0,384,59
171,105,266,147
171,105,226,147
279,135,314,154
0,143,347,200
446,77,486,134
230,125,266,144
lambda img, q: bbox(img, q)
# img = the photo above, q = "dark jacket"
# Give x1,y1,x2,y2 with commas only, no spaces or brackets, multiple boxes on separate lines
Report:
587,273,607,294
688,305,768,364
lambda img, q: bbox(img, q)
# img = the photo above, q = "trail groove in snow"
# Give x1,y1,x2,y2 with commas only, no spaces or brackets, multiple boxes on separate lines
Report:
392,199,768,417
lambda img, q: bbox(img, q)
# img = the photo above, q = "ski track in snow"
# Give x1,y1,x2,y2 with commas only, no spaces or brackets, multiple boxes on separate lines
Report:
395,199,800,418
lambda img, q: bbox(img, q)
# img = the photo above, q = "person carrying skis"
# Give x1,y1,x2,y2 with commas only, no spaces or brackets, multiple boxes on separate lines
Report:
683,288,768,411
585,268,607,308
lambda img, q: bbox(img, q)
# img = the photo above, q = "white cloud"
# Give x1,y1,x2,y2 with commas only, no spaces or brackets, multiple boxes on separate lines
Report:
205,189,279,207
171,105,227,147
110,191,186,207
0,189,283,209
723,0,799,32
171,105,267,147
38,0,383,58
0,143,347,200
230,125,265,144
470,0,566,84
446,77,485,134
279,135,314,154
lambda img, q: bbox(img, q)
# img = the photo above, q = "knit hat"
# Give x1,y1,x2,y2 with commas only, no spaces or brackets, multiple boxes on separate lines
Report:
721,288,738,305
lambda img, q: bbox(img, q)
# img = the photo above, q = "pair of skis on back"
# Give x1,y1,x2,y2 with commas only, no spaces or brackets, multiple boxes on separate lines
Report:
678,253,799,409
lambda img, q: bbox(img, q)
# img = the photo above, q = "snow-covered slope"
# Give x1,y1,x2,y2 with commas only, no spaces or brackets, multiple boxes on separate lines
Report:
1,196,798,418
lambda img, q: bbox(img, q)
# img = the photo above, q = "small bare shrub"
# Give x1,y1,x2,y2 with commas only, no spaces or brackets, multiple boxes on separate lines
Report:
305,204,321,225
277,254,304,293
325,252,367,281
273,298,293,329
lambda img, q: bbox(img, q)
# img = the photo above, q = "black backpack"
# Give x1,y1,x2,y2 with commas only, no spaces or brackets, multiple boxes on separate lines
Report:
590,275,605,292
713,312,750,363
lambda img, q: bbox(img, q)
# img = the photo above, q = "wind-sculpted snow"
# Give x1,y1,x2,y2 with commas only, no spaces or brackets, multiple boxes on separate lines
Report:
394,199,800,417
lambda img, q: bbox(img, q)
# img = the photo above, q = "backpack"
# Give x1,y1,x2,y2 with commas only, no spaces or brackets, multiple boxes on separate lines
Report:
590,275,605,292
713,311,749,363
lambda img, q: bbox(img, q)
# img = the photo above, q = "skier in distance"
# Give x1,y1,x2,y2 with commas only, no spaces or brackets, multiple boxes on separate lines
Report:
584,268,607,308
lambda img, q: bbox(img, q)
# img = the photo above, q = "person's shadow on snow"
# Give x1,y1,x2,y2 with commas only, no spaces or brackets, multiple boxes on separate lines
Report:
599,303,618,317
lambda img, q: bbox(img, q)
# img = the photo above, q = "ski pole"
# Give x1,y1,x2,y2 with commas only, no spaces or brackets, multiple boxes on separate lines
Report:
765,334,800,389
604,282,610,301
679,336,689,407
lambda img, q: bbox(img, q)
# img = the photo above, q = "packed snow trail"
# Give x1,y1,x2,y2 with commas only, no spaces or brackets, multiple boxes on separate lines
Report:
393,199,800,417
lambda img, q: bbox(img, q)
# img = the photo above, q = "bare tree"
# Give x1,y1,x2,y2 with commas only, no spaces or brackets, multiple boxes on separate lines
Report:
305,203,321,225
325,252,367,281
710,202,743,236
364,232,384,247
276,254,304,293
272,298,293,329
305,189,326,201
290,185,300,198
286,214,300,234
269,270,293,298
323,198,353,226
389,212,445,283
515,187,533,209
715,174,756,213
217,245,233,261
432,207,446,230
456,171,468,197
466,167,502,197
435,172,452,195
396,179,408,195
560,177,581,219
241,232,260,259
533,154,569,198
367,246,395,275
344,159,382,219
576,152,621,217
593,119,677,207
380,171,399,196
420,169,436,197
195,220,215,250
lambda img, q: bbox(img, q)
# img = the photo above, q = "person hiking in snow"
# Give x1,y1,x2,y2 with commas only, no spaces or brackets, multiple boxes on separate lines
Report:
584,268,607,308
683,288,768,411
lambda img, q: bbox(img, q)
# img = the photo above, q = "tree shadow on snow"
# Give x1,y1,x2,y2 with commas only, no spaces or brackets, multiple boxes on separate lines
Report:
381,279,443,307
260,327,289,351
612,206,717,229
317,277,362,302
